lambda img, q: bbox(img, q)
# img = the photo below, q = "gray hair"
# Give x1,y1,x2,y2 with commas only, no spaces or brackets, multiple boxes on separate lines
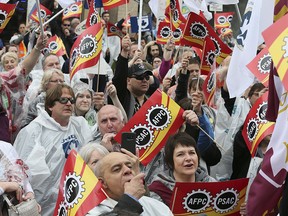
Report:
41,53,60,69
96,105,124,123
79,142,109,165
40,68,64,91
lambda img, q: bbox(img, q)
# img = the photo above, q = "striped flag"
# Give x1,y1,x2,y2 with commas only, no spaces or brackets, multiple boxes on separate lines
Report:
246,46,271,87
114,89,185,165
86,0,101,28
53,149,107,216
241,92,275,157
201,37,216,75
62,2,82,20
70,23,103,80
107,22,122,37
0,3,17,34
30,4,52,23
102,0,129,10
262,13,288,92
181,12,232,66
156,21,184,45
165,0,186,31
43,35,67,57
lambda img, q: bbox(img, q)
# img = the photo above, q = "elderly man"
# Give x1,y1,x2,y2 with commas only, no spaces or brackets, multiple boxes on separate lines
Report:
96,104,125,151
14,84,92,216
87,152,173,215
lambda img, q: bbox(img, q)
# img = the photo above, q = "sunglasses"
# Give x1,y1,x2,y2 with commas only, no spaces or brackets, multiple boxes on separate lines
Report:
56,97,75,104
131,74,150,81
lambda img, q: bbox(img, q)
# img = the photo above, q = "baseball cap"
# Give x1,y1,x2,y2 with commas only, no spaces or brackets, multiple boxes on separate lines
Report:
128,64,152,77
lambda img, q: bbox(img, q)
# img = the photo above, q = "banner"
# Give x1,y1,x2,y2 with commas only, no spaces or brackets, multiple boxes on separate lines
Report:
165,0,186,31
62,2,82,20
246,46,271,86
181,12,232,66
226,0,274,97
30,4,52,23
43,35,67,57
102,0,129,10
130,15,152,33
214,12,234,29
70,23,103,80
242,92,275,157
114,89,184,165
262,13,288,91
171,178,249,215
183,0,212,21
0,3,17,34
53,149,107,216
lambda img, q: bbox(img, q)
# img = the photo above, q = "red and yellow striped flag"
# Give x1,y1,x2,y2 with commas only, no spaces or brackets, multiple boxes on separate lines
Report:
43,35,67,57
262,13,288,91
114,89,185,165
86,0,101,28
102,0,129,10
70,23,103,80
0,3,17,34
30,4,52,23
62,2,82,21
53,149,107,216
165,0,186,31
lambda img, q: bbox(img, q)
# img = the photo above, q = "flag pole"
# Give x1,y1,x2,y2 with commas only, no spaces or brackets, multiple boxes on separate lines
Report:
234,3,242,25
138,0,144,49
197,40,207,92
125,0,129,35
35,0,44,36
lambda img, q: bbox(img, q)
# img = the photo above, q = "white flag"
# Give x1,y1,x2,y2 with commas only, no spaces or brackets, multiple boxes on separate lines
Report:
206,0,239,5
183,0,212,20
56,0,75,9
226,0,273,97
148,0,166,20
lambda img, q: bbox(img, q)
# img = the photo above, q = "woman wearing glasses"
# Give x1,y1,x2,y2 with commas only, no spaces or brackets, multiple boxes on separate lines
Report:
21,68,65,128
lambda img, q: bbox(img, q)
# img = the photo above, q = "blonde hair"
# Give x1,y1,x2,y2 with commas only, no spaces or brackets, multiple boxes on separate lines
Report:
1,52,19,65
41,68,64,91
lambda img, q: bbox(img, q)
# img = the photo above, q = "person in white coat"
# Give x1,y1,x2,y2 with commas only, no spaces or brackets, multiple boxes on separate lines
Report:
14,84,93,216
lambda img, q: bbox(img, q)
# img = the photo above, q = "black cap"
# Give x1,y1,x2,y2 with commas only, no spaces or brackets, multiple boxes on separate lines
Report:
128,64,153,77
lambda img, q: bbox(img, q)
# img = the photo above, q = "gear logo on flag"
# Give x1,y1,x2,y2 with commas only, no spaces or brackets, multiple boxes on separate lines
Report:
210,37,221,56
132,124,154,150
170,0,176,10
70,48,79,70
212,188,239,213
182,189,212,214
56,201,67,216
0,10,8,25
246,118,259,142
49,41,58,51
207,72,215,93
173,28,182,40
205,51,216,66
63,172,85,208
79,35,97,58
256,102,268,124
146,105,171,130
190,22,207,39
257,53,271,74
90,12,100,26
71,4,79,12
160,26,171,38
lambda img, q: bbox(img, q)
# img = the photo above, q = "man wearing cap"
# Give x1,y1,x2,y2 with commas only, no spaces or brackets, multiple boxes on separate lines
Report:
112,35,160,119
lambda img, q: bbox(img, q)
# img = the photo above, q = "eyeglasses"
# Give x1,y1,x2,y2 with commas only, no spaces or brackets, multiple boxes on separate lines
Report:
49,80,64,84
130,74,150,81
56,97,75,104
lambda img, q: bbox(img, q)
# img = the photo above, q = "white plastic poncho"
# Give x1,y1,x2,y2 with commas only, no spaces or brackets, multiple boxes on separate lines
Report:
14,108,93,216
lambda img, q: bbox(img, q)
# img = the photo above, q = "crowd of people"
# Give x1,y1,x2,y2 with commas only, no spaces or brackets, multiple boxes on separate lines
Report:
0,1,274,216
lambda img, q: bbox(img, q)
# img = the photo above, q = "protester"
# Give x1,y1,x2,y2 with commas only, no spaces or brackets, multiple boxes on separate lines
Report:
14,84,92,216
87,152,173,215
149,132,215,206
